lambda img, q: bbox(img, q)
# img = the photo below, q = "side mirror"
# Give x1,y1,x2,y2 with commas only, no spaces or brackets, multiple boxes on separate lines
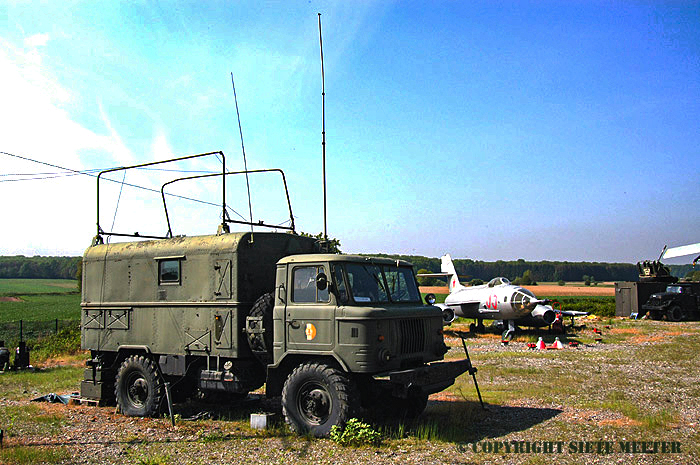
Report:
425,293,436,305
316,273,328,291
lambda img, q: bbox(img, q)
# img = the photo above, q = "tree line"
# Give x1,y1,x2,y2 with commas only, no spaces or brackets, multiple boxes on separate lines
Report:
0,254,693,283
368,254,691,283
0,256,81,280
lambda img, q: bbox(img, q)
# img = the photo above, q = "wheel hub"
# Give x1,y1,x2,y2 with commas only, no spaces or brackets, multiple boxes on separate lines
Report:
298,385,331,424
127,375,149,407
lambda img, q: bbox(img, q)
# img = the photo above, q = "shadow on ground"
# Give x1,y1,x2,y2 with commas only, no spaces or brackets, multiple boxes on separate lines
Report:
378,399,562,443
166,394,560,444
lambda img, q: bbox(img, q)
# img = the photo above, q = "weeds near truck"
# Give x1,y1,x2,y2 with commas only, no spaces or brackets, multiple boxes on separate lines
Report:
330,418,382,447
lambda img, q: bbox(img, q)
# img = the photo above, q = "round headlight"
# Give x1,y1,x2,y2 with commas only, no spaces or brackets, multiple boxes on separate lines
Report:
425,293,436,305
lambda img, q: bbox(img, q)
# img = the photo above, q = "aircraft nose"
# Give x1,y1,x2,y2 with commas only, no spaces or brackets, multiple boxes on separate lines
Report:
511,290,540,314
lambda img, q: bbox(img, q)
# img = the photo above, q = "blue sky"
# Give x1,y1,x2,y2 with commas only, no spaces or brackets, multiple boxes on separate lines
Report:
1,1,698,264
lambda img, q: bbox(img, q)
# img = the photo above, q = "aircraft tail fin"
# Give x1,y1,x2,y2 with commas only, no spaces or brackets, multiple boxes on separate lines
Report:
441,254,465,292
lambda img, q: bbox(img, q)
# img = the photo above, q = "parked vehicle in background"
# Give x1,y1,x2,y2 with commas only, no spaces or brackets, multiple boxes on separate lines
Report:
642,282,700,321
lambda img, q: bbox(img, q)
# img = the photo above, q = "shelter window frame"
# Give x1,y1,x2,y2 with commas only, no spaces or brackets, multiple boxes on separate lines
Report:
156,257,184,285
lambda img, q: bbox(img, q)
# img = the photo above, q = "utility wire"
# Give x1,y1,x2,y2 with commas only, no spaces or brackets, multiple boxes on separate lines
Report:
0,168,103,177
0,172,97,182
0,150,244,218
1,166,218,181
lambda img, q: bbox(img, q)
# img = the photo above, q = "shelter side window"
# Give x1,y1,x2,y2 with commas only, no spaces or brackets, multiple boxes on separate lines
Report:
292,266,329,303
159,259,181,285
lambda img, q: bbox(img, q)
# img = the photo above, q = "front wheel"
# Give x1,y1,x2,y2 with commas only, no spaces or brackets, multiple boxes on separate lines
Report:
667,305,685,322
114,355,164,417
282,362,358,437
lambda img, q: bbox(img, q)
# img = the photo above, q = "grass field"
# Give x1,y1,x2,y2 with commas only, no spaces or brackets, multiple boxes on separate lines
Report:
0,278,78,296
0,318,698,464
0,279,81,353
0,294,81,323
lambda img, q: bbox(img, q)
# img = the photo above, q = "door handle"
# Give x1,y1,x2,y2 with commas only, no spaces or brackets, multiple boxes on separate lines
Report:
288,320,300,329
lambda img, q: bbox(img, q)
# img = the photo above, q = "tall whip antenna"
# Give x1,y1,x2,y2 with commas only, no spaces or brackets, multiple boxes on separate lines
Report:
231,72,254,239
318,13,328,242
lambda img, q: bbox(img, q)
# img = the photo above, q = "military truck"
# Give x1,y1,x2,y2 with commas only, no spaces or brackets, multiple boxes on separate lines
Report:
641,282,700,322
80,153,469,436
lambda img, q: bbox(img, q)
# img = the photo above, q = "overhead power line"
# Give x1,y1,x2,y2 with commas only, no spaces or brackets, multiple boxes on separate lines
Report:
0,150,245,220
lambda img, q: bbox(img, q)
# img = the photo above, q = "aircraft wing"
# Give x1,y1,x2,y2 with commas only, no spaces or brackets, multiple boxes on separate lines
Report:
558,310,588,317
417,272,450,278
662,242,700,260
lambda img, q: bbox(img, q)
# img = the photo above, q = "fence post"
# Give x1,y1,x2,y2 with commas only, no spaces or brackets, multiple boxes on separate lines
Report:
19,320,23,343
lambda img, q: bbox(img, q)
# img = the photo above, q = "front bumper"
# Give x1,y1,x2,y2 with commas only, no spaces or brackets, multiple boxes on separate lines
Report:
387,359,470,395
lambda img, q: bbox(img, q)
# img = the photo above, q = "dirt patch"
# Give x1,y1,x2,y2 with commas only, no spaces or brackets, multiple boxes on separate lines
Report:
532,285,614,296
0,296,22,302
38,355,86,369
598,417,643,427
609,327,641,334
429,391,463,402
630,335,666,344
420,286,449,294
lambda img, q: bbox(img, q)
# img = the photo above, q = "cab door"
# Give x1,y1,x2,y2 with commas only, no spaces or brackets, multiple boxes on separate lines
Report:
285,264,334,352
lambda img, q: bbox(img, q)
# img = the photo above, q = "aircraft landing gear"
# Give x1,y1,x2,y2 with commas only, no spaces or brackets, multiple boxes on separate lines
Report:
501,320,516,341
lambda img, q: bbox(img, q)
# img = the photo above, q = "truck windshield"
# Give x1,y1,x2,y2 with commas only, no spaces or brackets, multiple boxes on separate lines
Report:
343,263,420,304
382,265,421,302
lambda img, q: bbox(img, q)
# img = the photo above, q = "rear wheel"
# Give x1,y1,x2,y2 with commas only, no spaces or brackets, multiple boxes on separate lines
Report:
282,362,358,437
114,355,164,417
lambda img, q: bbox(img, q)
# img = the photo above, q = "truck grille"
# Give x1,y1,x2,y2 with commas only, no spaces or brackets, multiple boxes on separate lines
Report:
398,319,426,354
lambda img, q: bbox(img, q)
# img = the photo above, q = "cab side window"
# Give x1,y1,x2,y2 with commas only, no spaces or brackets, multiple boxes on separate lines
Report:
292,266,329,303
333,265,348,304
159,259,181,285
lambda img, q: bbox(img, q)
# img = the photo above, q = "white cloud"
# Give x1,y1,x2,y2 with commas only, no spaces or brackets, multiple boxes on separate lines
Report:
23,33,50,48
0,38,148,255
97,100,136,165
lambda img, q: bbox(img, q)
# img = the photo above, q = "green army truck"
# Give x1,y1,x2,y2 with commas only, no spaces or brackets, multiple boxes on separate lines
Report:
80,153,469,436
80,232,468,435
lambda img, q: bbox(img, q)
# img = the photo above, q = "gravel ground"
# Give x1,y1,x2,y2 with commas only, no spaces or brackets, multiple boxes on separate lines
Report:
2,319,699,465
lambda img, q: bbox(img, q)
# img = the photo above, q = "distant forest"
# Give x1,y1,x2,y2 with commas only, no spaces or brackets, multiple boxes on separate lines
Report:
0,254,693,282
368,254,694,283
0,256,81,279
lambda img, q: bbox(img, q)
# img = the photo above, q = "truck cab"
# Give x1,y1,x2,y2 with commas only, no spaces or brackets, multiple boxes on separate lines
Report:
642,283,700,321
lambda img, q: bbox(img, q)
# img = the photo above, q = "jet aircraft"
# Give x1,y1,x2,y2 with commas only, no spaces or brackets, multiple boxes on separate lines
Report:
420,254,586,339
